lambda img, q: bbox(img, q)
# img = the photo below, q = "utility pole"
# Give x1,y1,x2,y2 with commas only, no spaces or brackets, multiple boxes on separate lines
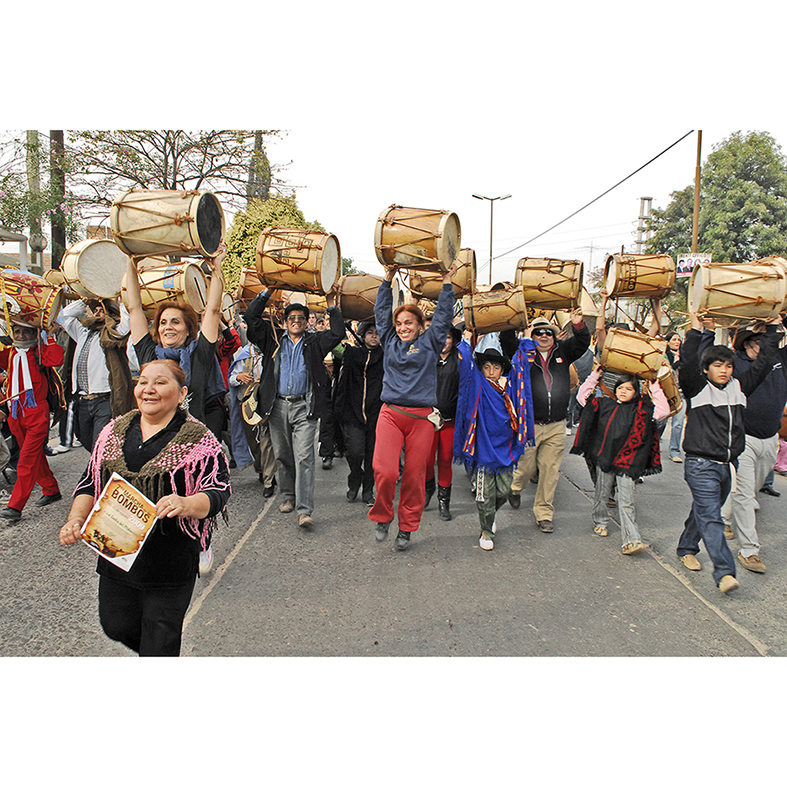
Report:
49,130,66,270
691,130,702,253
635,197,653,253
472,193,511,285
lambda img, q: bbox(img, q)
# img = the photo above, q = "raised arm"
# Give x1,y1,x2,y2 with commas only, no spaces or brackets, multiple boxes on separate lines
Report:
199,242,227,344
125,256,152,345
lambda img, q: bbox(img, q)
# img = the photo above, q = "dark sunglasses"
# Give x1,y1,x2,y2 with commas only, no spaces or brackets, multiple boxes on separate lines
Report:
532,328,553,337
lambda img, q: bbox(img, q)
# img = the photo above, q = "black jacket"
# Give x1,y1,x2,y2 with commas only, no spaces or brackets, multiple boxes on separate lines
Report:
334,342,384,428
244,291,345,421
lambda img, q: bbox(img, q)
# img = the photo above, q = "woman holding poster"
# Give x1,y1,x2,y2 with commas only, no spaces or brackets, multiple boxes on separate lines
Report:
58,359,230,657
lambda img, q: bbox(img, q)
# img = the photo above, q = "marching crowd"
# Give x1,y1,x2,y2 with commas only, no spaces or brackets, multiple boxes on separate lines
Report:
1,248,785,656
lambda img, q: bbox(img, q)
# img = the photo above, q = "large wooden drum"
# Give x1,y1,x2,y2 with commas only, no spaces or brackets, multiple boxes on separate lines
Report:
374,205,460,273
689,260,787,322
255,228,339,295
235,267,267,310
121,261,208,320
408,247,476,299
0,269,64,330
462,284,528,335
61,238,128,300
600,327,667,381
110,189,225,259
604,253,675,299
514,257,583,309
656,362,682,416
333,273,395,321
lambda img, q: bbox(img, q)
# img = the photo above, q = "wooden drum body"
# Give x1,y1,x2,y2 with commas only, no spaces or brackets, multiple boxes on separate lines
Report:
121,261,208,320
408,247,476,299
600,327,667,381
689,260,787,322
515,257,583,309
656,362,682,416
335,273,401,321
110,189,225,259
462,284,528,335
61,238,128,300
255,228,339,295
604,254,675,299
0,270,64,330
374,205,460,273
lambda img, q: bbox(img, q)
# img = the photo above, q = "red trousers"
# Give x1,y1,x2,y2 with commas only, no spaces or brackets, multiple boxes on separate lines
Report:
8,403,59,511
369,404,435,532
426,422,455,487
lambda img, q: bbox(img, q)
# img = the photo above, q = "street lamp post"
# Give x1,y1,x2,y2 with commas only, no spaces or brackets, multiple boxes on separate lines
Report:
472,193,511,285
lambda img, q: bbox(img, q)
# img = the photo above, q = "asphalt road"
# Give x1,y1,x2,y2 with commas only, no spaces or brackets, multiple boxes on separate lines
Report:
2,425,786,658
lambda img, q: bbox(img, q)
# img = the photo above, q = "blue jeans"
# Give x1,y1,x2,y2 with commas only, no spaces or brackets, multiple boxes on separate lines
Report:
669,406,685,459
678,457,736,585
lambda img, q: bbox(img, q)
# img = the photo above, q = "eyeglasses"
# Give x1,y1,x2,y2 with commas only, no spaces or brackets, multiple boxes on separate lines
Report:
532,329,553,337
286,315,307,323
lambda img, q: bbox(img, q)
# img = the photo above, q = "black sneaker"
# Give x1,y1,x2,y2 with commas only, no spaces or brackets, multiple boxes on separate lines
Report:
395,530,411,551
0,507,21,522
362,491,375,507
346,486,359,501
322,456,333,470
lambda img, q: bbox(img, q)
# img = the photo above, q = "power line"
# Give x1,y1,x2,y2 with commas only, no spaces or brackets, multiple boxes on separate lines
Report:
492,130,695,261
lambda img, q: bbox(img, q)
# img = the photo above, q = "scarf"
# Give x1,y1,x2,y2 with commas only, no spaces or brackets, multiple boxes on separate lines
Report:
156,338,226,401
10,346,36,415
453,338,537,474
571,394,662,478
87,410,230,550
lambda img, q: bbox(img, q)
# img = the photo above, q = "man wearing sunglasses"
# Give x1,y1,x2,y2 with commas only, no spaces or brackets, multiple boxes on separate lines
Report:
245,291,345,530
508,311,590,533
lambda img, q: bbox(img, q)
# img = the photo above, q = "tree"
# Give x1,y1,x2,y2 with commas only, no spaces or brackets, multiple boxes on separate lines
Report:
647,130,787,263
223,195,325,291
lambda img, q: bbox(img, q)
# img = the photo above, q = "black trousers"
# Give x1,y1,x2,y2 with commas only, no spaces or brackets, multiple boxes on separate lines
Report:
98,574,197,656
342,420,376,496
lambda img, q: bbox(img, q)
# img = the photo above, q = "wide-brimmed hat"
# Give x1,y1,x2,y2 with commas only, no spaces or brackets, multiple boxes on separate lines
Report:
733,328,763,351
530,317,559,337
474,347,512,375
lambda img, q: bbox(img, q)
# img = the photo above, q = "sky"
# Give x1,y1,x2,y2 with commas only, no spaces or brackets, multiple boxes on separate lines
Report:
6,0,787,774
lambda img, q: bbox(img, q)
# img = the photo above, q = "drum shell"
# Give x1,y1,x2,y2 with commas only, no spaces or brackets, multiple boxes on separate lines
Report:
604,254,675,299
0,270,64,330
689,261,787,322
336,273,402,321
61,238,128,300
600,327,667,381
408,247,476,299
374,205,461,273
462,284,528,335
121,262,208,320
656,363,683,417
255,228,339,295
514,257,583,309
110,189,225,259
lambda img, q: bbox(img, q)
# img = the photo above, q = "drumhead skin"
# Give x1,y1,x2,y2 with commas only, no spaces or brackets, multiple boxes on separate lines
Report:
0,270,63,330
63,239,127,299
195,193,225,256
604,258,618,295
182,264,208,312
689,265,705,313
319,235,340,294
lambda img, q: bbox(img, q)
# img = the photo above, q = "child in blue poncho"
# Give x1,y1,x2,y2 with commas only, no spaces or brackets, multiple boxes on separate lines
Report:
454,337,537,551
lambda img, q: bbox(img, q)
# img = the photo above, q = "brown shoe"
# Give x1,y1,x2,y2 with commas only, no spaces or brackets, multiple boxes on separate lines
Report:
719,574,740,594
508,492,521,509
738,552,766,573
537,519,553,533
622,541,648,555
279,499,295,513
680,554,702,571
724,524,734,539
297,513,315,529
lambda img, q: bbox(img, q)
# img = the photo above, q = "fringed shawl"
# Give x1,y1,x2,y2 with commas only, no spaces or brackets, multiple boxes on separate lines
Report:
87,410,230,550
453,337,537,474
570,394,662,478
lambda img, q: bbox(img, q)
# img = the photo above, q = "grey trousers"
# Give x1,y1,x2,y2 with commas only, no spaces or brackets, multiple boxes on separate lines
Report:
475,468,513,539
593,470,641,545
269,397,318,516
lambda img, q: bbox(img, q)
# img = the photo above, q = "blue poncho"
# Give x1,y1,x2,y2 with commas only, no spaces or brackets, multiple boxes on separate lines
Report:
453,337,537,474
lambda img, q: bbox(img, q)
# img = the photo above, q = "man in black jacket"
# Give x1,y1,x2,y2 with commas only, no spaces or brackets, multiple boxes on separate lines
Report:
507,312,590,532
245,290,344,529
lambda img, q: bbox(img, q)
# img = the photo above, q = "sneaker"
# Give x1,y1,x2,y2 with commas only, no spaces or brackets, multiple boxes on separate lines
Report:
622,541,648,555
719,575,740,594
680,554,702,571
321,456,333,470
394,530,411,551
52,444,72,454
279,498,295,513
199,547,213,574
0,490,9,505
565,426,572,435
508,492,521,509
671,456,683,463
346,486,359,502
738,552,766,573
72,439,81,447
0,506,21,522
297,513,315,529
362,491,375,507
724,524,734,540
537,519,553,533
374,522,390,542
479,534,494,551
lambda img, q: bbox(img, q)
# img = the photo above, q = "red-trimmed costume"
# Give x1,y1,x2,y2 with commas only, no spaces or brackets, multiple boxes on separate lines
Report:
0,337,64,511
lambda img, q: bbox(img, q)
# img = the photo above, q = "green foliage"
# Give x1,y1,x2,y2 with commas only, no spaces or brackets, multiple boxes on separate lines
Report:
646,131,787,264
341,257,362,276
223,195,325,291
